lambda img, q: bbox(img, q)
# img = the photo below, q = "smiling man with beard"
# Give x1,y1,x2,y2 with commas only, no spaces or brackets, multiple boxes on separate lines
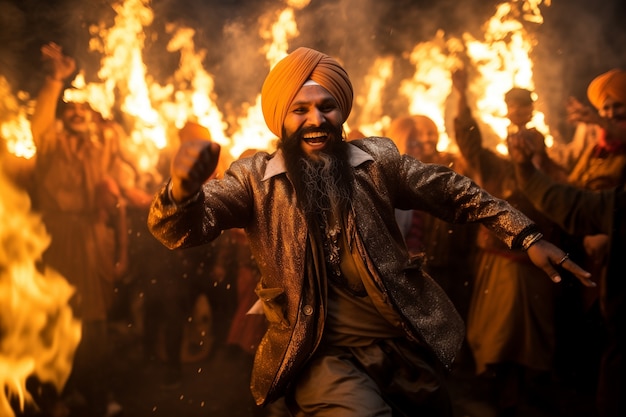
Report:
148,46,594,417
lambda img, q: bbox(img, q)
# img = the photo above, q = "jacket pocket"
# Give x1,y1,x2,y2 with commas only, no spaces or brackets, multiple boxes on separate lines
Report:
255,286,289,328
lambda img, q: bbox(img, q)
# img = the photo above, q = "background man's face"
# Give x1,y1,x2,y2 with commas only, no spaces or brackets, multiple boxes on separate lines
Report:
506,101,534,127
599,97,626,121
61,102,91,134
600,97,626,142
283,85,344,160
405,116,439,161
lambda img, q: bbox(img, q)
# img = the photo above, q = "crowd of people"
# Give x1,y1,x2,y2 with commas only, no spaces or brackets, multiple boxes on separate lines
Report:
1,40,625,417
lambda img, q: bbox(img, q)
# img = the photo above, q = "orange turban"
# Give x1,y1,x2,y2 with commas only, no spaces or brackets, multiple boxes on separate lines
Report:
587,69,626,110
261,47,353,138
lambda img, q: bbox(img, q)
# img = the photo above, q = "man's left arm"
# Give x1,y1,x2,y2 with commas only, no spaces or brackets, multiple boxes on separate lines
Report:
397,153,594,287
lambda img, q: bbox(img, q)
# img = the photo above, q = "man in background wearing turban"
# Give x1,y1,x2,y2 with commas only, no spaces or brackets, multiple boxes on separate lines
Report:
564,69,626,189
548,71,626,318
147,47,592,416
544,68,626,417
510,84,626,414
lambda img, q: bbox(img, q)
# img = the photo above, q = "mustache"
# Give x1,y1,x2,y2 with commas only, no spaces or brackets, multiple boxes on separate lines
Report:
297,123,335,137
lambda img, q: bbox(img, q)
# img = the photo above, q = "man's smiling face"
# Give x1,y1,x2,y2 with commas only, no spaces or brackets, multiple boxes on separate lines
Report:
282,84,344,160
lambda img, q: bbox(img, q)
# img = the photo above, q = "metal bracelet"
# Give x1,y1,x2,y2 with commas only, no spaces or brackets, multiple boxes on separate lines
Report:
522,231,544,251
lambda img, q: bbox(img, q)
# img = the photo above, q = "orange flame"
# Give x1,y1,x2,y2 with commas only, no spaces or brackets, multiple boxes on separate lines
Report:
399,30,460,152
165,25,229,147
0,169,81,417
230,5,301,158
463,0,552,153
384,0,552,154
2,0,553,167
0,76,35,159
352,56,395,137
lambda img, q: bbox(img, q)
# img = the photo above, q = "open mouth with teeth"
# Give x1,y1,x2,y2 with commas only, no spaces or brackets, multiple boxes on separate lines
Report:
303,131,329,148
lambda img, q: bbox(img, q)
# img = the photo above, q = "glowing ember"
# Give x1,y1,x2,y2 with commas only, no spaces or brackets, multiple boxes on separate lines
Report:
0,169,81,417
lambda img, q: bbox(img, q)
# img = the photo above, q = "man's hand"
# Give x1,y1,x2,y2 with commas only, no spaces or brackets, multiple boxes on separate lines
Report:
583,234,610,264
41,42,76,81
526,239,595,287
566,96,601,125
170,138,221,204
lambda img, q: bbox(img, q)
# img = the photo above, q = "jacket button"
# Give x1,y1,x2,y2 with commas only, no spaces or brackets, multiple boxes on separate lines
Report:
302,305,314,315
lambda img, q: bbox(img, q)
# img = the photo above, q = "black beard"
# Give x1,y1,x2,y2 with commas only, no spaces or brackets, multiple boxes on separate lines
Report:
280,123,353,225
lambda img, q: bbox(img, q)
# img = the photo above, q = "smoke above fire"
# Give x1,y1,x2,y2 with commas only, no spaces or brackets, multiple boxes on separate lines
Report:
0,0,625,161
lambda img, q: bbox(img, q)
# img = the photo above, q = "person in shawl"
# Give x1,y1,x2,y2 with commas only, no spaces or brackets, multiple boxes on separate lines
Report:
147,47,593,416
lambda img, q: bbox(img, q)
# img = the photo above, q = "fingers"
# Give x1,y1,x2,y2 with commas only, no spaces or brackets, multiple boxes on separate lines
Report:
555,253,569,266
526,240,594,287
41,42,63,60
544,266,562,284
559,258,596,288
41,42,76,79
567,104,599,125
546,250,595,288
170,140,220,202
507,135,533,163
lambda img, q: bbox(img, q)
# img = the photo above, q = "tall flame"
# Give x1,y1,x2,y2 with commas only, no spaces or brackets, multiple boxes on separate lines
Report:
399,30,460,152
230,4,301,158
0,169,81,417
463,0,552,153
352,56,395,137
353,1,550,154
165,26,229,147
0,76,35,159
86,0,169,177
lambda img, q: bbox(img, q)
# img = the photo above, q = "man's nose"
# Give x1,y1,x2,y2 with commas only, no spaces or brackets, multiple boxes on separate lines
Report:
307,108,325,126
